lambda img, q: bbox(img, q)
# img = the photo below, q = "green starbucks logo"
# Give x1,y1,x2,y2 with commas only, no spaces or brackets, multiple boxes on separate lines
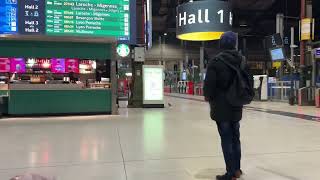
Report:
117,44,130,57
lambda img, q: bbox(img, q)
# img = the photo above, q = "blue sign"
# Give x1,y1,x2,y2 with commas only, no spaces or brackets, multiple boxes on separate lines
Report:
316,49,320,58
0,0,18,34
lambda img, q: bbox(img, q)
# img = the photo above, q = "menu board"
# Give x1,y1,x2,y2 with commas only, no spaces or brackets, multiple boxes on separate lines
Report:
79,60,95,74
51,58,65,73
65,58,79,73
26,58,51,72
10,58,26,73
0,58,10,72
0,0,131,39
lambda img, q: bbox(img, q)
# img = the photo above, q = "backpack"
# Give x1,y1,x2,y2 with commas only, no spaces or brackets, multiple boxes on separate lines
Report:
219,56,255,107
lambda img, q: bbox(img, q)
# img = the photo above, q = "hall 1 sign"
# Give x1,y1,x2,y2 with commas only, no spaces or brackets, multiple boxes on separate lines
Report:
176,0,232,41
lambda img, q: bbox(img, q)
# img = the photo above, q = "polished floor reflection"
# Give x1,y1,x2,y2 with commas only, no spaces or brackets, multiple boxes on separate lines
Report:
1,96,320,180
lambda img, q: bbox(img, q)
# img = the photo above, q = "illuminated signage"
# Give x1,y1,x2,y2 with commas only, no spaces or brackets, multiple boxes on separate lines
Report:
0,0,131,40
117,44,130,57
315,48,320,58
143,65,164,105
176,0,232,41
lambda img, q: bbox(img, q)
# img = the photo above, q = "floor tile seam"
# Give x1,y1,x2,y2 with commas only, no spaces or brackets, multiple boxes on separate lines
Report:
0,116,121,124
166,94,320,121
117,127,128,180
1,149,318,172
0,160,125,172
123,149,320,163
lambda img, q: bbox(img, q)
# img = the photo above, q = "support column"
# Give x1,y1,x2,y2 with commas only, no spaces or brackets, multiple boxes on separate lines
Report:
300,0,306,87
200,42,205,81
128,0,145,108
162,60,166,68
111,43,118,114
179,60,184,80
276,13,284,78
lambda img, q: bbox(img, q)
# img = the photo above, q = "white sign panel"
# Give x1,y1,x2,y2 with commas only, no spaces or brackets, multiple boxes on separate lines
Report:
143,65,164,105
134,47,145,62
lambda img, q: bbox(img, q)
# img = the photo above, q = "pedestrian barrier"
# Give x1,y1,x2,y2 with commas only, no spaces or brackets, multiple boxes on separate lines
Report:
298,87,315,106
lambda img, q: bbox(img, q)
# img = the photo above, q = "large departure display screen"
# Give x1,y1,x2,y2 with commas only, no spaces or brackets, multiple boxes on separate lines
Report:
0,0,130,40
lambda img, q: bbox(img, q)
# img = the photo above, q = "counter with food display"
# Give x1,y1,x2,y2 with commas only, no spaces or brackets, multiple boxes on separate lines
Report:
0,57,113,116
8,88,112,116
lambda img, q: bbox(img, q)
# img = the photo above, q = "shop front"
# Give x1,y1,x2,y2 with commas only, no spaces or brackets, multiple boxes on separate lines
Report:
0,38,117,116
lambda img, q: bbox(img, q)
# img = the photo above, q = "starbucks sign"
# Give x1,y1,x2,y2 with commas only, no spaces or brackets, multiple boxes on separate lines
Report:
176,1,232,41
117,44,130,57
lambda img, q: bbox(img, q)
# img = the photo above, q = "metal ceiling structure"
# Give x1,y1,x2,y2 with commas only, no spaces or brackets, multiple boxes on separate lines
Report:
152,0,301,37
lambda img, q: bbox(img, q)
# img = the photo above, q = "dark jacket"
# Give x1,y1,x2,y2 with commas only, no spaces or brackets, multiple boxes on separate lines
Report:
204,50,244,122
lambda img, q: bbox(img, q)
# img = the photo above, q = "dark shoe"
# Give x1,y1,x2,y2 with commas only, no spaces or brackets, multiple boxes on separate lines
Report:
234,169,243,178
216,174,237,180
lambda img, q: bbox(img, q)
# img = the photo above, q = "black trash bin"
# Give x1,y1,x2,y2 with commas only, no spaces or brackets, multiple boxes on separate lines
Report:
0,96,9,117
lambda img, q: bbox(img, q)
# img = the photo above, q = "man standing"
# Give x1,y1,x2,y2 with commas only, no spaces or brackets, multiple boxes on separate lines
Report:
204,31,252,180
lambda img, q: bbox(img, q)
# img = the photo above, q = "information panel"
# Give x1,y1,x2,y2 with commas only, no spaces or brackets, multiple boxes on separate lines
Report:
0,0,18,34
0,0,130,39
143,65,164,106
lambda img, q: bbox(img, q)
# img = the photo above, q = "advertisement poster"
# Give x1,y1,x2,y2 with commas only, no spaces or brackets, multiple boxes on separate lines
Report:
65,59,79,73
143,65,164,105
301,18,312,41
10,58,26,73
51,58,65,73
0,58,10,72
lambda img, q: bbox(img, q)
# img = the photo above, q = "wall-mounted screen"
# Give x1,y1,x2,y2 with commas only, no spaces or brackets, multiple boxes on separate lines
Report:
10,58,26,73
0,0,18,34
0,0,131,41
79,60,96,74
51,58,65,73
0,58,10,72
65,58,79,73
270,48,286,61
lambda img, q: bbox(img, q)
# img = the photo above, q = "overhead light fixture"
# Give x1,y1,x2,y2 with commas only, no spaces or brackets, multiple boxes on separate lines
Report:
177,32,224,41
164,33,167,36
176,1,232,41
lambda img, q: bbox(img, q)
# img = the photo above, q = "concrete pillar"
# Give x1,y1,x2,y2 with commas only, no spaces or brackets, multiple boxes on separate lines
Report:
162,60,166,68
111,43,118,114
185,54,189,66
179,60,184,71
276,13,284,78
200,47,204,69
276,13,284,38
300,0,306,67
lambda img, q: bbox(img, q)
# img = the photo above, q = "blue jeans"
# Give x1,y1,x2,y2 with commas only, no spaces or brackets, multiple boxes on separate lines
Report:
216,121,241,177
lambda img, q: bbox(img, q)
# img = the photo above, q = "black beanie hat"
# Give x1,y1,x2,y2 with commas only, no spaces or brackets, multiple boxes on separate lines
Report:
220,31,237,50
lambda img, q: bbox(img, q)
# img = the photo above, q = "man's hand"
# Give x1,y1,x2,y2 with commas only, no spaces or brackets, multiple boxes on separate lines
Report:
205,96,209,102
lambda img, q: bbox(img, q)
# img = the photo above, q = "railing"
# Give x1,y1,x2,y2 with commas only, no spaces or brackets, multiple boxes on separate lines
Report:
268,81,299,102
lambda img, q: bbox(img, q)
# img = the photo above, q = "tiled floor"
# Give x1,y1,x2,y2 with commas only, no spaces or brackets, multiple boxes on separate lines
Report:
0,96,320,180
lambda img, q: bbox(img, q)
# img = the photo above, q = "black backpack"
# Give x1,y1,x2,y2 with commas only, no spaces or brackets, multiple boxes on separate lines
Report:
219,57,255,107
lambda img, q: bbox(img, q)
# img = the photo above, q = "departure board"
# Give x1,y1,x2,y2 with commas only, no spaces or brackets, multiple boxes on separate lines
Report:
0,0,18,34
0,0,131,39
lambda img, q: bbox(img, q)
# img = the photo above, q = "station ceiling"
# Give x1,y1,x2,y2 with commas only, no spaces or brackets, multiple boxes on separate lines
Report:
152,0,301,37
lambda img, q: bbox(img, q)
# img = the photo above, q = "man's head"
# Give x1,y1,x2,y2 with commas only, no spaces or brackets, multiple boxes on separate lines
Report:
219,31,237,50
